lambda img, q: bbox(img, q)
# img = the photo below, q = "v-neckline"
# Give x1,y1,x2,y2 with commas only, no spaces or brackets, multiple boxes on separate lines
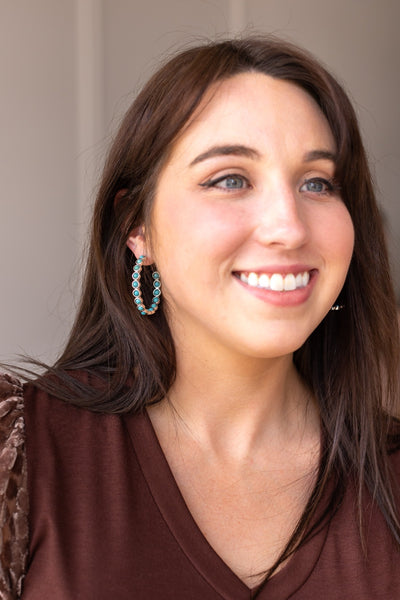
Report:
124,409,330,600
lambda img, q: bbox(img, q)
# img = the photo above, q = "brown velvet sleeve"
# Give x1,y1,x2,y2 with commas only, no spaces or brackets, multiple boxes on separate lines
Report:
0,374,28,599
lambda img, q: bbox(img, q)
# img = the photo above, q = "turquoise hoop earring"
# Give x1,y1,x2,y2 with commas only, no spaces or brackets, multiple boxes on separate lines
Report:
131,255,161,316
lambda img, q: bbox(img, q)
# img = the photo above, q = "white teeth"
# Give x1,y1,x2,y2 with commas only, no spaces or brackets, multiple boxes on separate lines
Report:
258,274,270,289
270,273,284,291
247,272,259,287
238,271,311,291
283,274,296,291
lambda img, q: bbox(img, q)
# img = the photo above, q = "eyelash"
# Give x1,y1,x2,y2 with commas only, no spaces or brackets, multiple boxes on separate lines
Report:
300,177,341,196
200,174,340,195
199,173,250,191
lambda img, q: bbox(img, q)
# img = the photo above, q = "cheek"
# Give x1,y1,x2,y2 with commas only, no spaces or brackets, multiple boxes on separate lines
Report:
333,209,354,266
151,193,250,261
314,204,354,266
309,201,354,246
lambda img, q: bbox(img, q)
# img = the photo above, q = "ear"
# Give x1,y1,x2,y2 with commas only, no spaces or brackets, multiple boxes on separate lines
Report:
126,225,153,264
114,188,128,206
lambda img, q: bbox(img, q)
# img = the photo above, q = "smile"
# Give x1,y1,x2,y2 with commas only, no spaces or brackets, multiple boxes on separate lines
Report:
237,271,310,291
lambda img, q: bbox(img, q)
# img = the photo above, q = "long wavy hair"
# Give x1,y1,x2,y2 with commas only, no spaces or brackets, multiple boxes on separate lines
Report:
22,37,400,578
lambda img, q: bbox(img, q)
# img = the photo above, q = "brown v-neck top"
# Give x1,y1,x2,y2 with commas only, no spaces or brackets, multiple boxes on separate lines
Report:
17,383,400,599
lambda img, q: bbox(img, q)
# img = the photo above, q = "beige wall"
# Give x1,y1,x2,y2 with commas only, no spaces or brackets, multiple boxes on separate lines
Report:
0,1,79,363
1,0,399,363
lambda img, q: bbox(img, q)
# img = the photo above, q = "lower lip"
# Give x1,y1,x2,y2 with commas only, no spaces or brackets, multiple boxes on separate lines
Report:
234,271,318,307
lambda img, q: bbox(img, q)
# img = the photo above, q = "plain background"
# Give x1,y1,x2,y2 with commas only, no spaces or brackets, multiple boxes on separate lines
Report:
1,0,399,363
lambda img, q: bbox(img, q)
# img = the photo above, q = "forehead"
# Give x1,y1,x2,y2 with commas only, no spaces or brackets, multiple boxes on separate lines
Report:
167,72,335,163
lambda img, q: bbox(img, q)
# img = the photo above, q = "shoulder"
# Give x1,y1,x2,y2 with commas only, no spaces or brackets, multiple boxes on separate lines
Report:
22,373,119,433
0,373,24,448
0,372,23,419
22,374,129,478
0,373,28,598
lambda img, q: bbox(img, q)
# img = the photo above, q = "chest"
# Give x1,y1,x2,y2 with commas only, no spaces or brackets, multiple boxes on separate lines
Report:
164,446,319,587
24,401,400,599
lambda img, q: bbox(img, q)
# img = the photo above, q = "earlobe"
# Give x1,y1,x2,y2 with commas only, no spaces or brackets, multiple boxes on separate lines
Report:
115,190,153,263
126,226,153,264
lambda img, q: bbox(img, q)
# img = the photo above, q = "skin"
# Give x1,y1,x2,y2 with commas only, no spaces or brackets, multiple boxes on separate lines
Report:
127,72,354,586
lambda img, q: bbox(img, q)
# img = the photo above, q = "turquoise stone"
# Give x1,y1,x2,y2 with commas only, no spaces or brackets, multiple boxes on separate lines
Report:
134,265,141,271
153,289,161,297
133,272,139,279
133,290,140,297
152,272,160,279
154,281,161,288
132,281,139,288
134,298,141,305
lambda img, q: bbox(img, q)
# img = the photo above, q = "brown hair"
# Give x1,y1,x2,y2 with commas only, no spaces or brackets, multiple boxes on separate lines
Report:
23,37,400,578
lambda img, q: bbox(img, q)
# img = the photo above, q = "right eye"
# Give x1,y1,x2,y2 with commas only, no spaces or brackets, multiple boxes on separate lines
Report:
200,174,251,190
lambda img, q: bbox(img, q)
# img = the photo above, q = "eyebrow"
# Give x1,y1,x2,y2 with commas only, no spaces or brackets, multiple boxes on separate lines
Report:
189,145,261,166
189,145,337,167
303,149,337,163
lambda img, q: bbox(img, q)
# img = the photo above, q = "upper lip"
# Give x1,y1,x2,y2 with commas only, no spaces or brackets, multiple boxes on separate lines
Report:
233,264,315,275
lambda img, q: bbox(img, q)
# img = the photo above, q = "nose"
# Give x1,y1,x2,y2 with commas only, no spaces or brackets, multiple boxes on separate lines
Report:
254,181,309,249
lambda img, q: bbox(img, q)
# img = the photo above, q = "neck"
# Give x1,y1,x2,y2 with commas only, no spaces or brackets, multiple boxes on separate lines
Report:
149,343,319,462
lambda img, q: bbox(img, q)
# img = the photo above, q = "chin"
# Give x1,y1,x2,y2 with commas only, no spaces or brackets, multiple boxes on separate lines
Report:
237,320,318,357
236,337,310,360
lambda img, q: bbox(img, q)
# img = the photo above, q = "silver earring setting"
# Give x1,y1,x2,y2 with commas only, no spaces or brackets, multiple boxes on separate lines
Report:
132,255,161,315
330,304,345,311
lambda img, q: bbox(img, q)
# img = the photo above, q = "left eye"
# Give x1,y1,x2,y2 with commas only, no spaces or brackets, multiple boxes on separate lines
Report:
300,178,334,194
201,174,249,190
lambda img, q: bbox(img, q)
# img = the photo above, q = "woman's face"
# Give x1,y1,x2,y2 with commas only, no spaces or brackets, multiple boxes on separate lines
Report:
131,72,354,361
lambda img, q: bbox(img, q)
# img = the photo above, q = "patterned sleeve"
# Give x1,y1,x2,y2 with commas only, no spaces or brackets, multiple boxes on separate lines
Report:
0,374,28,599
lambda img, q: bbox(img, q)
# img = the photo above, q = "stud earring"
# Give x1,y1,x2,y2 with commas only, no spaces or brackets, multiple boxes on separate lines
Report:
131,255,161,315
330,304,345,311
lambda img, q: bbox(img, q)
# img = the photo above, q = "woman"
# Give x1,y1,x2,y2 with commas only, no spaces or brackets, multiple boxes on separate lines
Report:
1,36,399,599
